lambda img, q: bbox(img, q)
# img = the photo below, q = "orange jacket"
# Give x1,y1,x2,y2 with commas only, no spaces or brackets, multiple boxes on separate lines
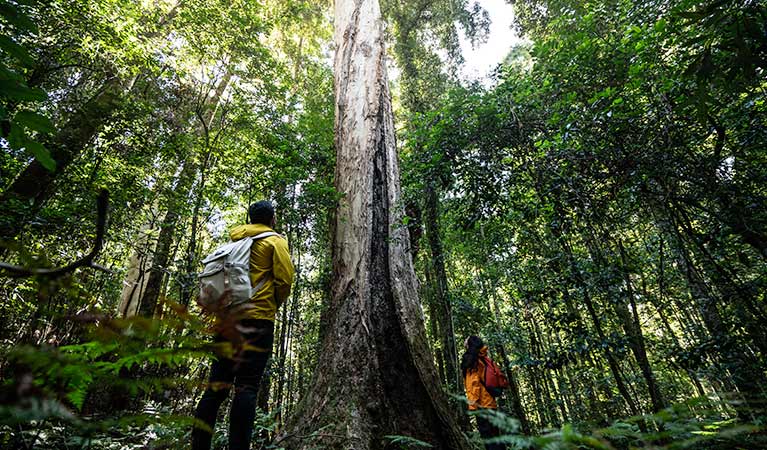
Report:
464,346,498,410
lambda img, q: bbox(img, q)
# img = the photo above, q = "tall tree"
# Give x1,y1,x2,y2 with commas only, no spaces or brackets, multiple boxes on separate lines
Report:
280,0,468,447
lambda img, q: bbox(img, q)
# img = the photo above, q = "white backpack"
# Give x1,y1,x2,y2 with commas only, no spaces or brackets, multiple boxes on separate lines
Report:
197,232,278,310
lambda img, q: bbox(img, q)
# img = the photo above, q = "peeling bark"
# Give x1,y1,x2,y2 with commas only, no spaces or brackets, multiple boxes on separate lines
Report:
279,1,468,448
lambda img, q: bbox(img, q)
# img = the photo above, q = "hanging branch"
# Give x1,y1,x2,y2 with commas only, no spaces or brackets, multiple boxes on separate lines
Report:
0,190,110,278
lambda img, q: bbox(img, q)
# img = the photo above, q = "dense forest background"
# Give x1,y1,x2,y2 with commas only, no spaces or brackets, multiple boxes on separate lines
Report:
1,0,765,448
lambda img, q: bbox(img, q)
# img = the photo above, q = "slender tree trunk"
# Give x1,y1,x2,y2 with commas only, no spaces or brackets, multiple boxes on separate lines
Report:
119,221,158,317
479,227,530,432
580,278,641,416
179,156,209,306
494,342,531,434
285,277,302,421
547,207,640,416
424,182,463,415
525,321,547,428
137,179,188,317
129,71,232,316
581,228,666,414
652,299,707,398
424,183,458,388
486,298,529,432
643,250,707,398
658,215,764,416
673,206,767,353
616,240,666,412
280,1,468,447
533,319,562,427
276,225,302,428
425,264,446,384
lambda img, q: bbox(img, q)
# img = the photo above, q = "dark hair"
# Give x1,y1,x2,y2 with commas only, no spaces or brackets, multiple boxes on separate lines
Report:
249,200,275,225
460,335,484,377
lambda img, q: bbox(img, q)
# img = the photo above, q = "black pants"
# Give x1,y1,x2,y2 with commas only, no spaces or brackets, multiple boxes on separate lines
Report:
192,319,274,450
477,415,507,450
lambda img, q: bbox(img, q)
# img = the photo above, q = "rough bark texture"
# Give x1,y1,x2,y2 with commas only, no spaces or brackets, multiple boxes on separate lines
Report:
279,1,469,448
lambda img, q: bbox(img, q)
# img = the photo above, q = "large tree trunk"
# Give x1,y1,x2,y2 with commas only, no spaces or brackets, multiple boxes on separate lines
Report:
279,1,468,448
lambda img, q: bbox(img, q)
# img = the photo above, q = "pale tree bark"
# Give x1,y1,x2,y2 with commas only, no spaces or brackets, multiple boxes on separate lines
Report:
279,1,469,448
118,219,159,317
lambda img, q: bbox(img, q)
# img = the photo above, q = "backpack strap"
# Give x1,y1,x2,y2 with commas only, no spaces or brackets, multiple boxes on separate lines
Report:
250,274,270,297
478,356,489,389
250,231,279,241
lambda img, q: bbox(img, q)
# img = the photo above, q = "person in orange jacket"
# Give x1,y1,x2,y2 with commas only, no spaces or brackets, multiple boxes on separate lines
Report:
462,335,506,450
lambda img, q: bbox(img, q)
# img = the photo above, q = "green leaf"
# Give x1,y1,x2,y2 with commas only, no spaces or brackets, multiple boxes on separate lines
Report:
0,35,35,67
14,110,55,134
23,141,57,172
0,78,46,101
0,64,22,81
7,122,25,149
0,2,38,33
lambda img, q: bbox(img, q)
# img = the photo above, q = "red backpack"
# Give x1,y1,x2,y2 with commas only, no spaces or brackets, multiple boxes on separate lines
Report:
480,356,509,397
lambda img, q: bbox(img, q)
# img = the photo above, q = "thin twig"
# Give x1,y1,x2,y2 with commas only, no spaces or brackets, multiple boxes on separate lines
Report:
0,190,110,278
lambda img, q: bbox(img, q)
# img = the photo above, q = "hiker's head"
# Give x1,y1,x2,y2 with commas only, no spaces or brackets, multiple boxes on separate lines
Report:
460,335,484,376
249,200,276,227
464,335,483,352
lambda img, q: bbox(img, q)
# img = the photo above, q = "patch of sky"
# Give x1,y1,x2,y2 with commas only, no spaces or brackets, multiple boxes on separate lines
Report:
458,0,525,84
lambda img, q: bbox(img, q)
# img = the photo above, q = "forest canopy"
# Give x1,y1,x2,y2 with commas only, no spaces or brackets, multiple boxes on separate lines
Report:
0,0,765,449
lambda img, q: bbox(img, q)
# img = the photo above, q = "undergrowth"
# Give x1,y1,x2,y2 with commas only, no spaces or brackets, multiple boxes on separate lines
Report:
1,304,764,449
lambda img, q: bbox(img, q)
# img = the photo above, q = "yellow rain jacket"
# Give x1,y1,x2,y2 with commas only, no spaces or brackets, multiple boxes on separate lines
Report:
464,346,498,410
229,223,295,321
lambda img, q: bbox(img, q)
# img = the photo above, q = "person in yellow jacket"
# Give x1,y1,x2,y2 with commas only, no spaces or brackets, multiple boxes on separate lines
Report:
192,200,294,450
462,335,506,450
